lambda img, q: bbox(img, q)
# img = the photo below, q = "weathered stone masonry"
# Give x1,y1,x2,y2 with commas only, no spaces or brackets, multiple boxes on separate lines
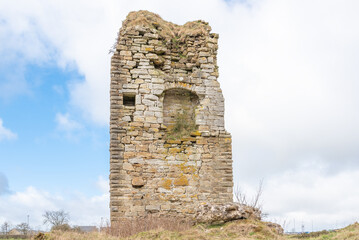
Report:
110,11,233,222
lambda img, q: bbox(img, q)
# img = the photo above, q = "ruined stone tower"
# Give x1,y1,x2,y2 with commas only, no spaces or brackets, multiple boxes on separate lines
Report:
110,11,233,222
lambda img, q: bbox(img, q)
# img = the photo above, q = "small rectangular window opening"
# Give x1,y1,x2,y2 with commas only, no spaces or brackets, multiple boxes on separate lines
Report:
123,94,136,106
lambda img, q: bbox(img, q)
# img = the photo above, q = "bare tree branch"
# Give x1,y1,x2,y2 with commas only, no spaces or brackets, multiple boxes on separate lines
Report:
234,179,264,210
43,210,70,227
1,221,11,235
252,179,264,209
16,222,30,235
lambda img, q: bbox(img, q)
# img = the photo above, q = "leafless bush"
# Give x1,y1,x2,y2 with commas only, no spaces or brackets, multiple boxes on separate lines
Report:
235,179,264,211
1,221,11,235
16,222,30,235
51,223,72,232
43,210,70,227
105,216,192,238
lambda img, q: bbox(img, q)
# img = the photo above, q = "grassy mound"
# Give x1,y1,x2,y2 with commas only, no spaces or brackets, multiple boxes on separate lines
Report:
290,222,359,240
129,219,284,240
41,219,284,240
34,221,359,239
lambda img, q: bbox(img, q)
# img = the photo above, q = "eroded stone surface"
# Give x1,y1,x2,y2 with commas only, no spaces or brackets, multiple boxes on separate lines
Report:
265,222,284,235
131,177,145,187
195,203,261,225
110,10,233,222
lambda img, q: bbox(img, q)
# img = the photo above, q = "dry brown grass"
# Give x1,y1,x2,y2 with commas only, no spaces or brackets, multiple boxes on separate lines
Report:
289,222,359,240
38,220,359,240
43,231,117,240
41,218,286,240
106,216,192,238
122,10,211,41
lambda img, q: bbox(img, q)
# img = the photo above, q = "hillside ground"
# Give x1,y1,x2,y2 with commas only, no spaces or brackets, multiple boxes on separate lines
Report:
27,220,359,240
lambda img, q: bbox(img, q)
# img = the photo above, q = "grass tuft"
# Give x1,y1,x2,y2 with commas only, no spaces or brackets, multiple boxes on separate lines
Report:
33,220,359,239
122,10,211,42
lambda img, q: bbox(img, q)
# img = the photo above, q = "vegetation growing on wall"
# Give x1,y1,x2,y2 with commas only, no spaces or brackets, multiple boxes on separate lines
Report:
163,88,199,140
166,109,197,140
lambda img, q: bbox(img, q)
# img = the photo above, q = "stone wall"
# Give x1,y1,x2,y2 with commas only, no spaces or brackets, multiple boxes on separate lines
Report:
110,10,233,222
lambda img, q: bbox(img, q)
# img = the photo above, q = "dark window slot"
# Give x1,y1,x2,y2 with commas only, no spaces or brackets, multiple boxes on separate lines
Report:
123,95,135,106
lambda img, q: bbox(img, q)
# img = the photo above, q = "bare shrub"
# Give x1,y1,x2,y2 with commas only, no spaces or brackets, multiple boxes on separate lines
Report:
34,232,46,240
16,222,30,235
43,210,70,227
235,179,264,212
1,221,11,235
51,223,72,232
105,216,192,238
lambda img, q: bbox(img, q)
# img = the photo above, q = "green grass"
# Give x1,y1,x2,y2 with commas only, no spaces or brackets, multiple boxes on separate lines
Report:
206,223,226,229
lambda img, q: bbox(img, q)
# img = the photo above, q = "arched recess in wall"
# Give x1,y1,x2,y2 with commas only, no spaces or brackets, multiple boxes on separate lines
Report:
163,88,199,137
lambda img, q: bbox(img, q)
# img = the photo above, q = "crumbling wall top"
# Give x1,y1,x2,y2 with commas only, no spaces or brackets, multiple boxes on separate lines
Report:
121,10,214,42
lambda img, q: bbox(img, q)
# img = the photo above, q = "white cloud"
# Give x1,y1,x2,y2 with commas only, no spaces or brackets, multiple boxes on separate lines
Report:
224,0,359,181
55,113,82,132
0,64,30,101
0,187,61,228
0,0,54,100
95,176,109,193
1,0,359,231
262,164,359,231
0,118,17,141
0,177,109,229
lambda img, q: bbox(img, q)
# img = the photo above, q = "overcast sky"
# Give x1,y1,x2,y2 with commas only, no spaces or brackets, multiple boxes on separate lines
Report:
1,0,359,232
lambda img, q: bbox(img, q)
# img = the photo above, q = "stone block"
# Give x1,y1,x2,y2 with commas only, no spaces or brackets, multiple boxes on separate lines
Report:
173,176,189,186
145,205,160,212
132,177,145,187
161,205,171,210
120,50,132,56
123,162,134,171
